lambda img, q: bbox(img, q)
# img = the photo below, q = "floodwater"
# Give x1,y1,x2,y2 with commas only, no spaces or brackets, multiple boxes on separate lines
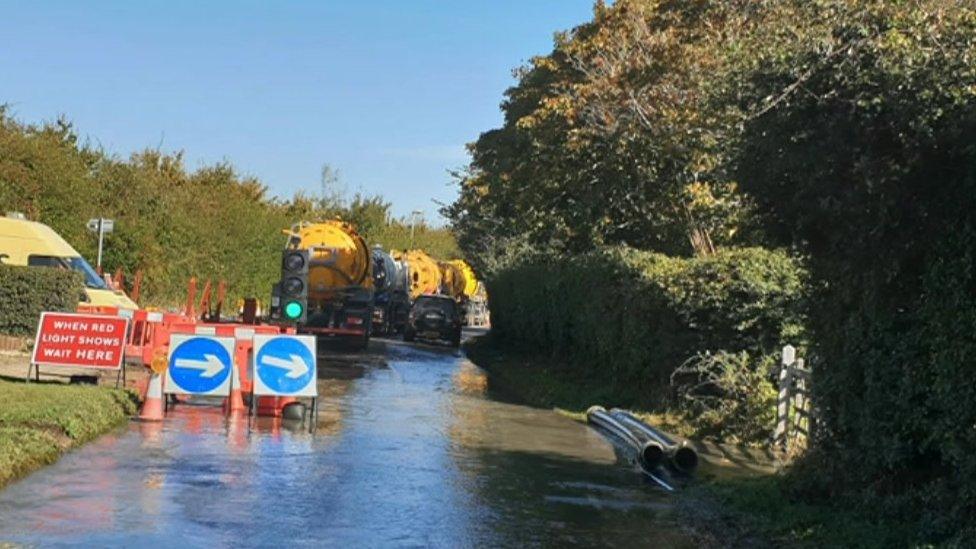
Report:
0,334,699,547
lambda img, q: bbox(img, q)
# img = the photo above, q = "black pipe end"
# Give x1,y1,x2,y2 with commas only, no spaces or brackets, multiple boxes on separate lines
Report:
640,442,666,470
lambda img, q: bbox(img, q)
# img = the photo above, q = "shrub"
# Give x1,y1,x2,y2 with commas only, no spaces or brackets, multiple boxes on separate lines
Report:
0,265,83,336
486,246,805,441
733,2,976,537
670,351,778,443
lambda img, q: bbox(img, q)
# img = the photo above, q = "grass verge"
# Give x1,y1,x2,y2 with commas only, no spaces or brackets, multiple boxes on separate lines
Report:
464,333,912,548
0,378,138,488
681,475,920,548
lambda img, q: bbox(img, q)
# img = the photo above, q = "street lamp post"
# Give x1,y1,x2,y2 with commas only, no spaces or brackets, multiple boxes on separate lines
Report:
409,210,423,248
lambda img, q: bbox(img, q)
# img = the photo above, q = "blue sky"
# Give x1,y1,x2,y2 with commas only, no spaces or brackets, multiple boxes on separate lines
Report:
0,1,595,223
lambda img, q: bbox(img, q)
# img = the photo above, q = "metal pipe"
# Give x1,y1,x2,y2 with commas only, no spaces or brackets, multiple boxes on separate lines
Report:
586,406,666,472
609,409,699,474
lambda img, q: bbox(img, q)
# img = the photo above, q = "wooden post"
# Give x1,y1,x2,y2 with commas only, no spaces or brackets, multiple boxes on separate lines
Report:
774,345,795,448
795,358,807,444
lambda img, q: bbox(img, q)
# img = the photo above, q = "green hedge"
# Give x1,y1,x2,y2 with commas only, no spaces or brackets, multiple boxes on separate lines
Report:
0,265,84,336
730,4,976,539
486,246,805,439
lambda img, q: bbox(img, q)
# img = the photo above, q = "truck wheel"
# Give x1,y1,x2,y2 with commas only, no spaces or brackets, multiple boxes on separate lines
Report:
452,329,462,348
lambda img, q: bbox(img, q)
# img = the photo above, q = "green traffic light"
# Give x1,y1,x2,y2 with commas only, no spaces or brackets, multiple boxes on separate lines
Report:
284,301,304,319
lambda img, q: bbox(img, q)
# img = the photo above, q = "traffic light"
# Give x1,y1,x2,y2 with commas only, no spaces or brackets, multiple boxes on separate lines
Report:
278,249,309,323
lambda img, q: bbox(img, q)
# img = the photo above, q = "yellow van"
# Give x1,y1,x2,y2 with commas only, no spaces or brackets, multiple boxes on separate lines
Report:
0,213,138,309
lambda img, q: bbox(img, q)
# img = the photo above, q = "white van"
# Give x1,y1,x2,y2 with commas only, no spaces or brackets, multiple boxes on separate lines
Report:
0,213,138,309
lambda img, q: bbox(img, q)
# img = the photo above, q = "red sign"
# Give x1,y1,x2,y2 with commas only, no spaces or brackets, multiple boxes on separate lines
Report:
31,312,129,370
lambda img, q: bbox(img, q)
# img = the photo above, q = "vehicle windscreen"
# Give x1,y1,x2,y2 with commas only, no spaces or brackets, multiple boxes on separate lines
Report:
28,255,109,290
415,298,455,316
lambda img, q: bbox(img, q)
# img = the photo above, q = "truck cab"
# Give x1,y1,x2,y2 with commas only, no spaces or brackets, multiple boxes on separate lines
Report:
0,213,138,309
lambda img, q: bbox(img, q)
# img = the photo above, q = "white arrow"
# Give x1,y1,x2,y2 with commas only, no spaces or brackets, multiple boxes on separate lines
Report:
174,354,226,378
261,354,310,379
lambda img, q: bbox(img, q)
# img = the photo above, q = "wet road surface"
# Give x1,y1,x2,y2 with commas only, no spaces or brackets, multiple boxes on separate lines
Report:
0,336,697,547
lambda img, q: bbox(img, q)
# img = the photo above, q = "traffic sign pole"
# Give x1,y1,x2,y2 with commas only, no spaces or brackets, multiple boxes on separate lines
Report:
96,218,104,269
87,217,114,270
309,396,318,433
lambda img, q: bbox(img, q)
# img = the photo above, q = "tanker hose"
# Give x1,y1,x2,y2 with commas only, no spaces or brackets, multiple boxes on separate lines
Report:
609,409,698,474
586,406,666,471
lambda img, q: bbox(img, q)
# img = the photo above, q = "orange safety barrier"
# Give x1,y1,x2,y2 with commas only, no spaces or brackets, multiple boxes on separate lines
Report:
216,280,226,320
165,321,288,394
198,280,212,320
114,267,125,291
184,277,198,318
79,295,303,419
131,270,143,304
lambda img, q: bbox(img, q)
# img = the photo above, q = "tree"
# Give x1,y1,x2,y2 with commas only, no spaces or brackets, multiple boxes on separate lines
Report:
447,0,763,274
319,163,346,210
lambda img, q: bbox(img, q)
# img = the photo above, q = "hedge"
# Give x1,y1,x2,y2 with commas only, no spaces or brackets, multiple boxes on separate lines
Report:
0,265,84,336
486,246,805,439
729,4,976,539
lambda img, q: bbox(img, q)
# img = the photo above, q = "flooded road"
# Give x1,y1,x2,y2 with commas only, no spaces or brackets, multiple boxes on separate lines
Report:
0,336,697,547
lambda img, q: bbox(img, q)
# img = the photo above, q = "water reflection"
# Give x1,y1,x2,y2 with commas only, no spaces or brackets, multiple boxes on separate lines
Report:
444,356,694,547
0,341,699,547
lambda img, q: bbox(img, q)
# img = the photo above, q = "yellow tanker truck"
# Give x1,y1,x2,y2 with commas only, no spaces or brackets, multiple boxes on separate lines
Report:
394,249,441,299
439,258,485,325
448,259,479,299
437,261,466,300
274,220,374,348
371,245,410,336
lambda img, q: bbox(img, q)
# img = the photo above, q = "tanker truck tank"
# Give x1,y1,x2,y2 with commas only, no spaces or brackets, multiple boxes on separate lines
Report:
444,258,487,326
448,259,479,299
278,220,374,349
371,245,410,335
393,249,441,300
437,261,466,300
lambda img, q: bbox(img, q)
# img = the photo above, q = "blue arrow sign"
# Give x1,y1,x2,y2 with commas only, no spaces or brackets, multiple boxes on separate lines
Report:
254,336,316,396
167,336,232,394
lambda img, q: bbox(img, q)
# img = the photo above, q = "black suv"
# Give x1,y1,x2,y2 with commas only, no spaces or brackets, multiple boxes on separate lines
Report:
403,295,462,347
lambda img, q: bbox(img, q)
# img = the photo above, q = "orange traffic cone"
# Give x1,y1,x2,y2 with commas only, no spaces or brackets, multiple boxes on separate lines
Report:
223,363,246,417
139,371,166,422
